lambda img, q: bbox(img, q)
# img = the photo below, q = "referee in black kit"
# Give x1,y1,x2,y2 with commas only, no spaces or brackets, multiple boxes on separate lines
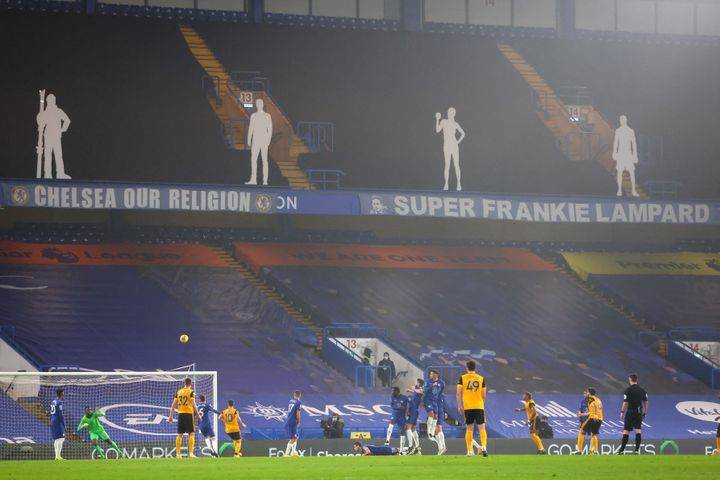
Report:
618,373,648,454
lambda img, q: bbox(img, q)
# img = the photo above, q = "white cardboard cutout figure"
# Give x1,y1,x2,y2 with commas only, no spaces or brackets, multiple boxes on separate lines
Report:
435,108,465,191
36,91,71,179
246,98,273,186
612,115,639,197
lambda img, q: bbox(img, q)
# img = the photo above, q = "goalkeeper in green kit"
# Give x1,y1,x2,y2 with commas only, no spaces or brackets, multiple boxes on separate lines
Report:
77,406,121,459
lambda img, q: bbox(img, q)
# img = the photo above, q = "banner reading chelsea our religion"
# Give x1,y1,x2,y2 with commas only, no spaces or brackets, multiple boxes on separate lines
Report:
0,180,358,215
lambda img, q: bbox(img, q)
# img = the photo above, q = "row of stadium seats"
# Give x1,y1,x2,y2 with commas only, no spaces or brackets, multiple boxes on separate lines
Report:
97,3,250,23
512,38,720,199
589,275,720,332
264,266,707,394
0,264,355,396
424,22,556,39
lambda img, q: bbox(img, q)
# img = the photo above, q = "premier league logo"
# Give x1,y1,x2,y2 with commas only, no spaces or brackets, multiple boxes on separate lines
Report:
10,186,30,206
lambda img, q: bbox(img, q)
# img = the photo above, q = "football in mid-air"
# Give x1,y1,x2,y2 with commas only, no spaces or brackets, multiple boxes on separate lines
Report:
179,334,189,343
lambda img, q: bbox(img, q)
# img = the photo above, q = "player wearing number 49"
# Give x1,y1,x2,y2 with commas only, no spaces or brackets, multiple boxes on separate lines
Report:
456,360,488,457
77,406,121,459
50,389,65,460
168,377,200,458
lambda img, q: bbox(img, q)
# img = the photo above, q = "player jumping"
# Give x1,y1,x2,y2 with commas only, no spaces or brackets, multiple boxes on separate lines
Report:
354,441,403,456
168,377,200,458
423,370,441,444
220,400,247,457
77,406,121,459
50,389,65,460
404,379,424,455
284,390,302,457
514,392,546,454
456,360,488,457
386,387,408,451
198,394,220,457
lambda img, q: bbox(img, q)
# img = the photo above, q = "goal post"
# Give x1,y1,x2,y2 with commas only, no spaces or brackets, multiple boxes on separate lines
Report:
0,371,218,460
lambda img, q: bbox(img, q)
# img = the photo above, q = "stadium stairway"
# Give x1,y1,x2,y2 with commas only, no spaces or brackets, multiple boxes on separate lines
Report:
210,246,324,351
179,25,311,190
547,253,667,355
497,42,645,198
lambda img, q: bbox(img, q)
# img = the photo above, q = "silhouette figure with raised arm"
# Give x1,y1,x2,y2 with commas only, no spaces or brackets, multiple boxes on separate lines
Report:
435,108,465,191
612,115,639,197
246,98,273,186
36,93,71,179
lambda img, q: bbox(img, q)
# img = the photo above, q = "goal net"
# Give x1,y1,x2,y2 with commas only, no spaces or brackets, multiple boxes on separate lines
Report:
0,371,217,460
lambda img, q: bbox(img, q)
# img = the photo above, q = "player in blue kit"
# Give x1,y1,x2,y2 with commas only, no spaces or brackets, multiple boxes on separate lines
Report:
405,379,424,455
435,387,447,455
50,389,66,460
385,387,408,451
197,394,220,457
354,441,402,456
284,390,302,457
423,370,441,442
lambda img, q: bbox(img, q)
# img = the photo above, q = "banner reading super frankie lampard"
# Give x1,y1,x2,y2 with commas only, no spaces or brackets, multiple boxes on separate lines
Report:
360,192,718,224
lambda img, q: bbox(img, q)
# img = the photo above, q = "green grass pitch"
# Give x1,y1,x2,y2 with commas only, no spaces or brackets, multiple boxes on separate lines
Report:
3,456,717,480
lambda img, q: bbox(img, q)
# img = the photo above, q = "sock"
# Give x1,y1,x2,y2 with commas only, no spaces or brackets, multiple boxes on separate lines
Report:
531,433,544,451
479,429,487,450
406,429,414,448
413,431,420,448
285,441,293,455
175,435,183,457
400,435,405,450
187,435,195,456
58,438,65,457
53,439,58,458
110,441,121,456
592,435,599,453
205,438,212,453
292,442,298,454
620,434,629,452
437,431,445,450
635,433,641,452
94,445,105,459
465,430,473,453
233,440,241,455
577,432,585,451
472,439,481,451
386,424,394,443
715,437,720,452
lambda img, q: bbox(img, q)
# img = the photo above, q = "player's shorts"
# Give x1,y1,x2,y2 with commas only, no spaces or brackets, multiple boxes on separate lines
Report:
623,412,643,431
227,431,241,441
425,402,438,414
89,430,111,442
583,419,602,435
391,413,406,426
177,413,195,434
285,422,298,439
528,416,539,434
51,423,65,440
464,409,485,425
406,409,419,426
200,424,215,438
